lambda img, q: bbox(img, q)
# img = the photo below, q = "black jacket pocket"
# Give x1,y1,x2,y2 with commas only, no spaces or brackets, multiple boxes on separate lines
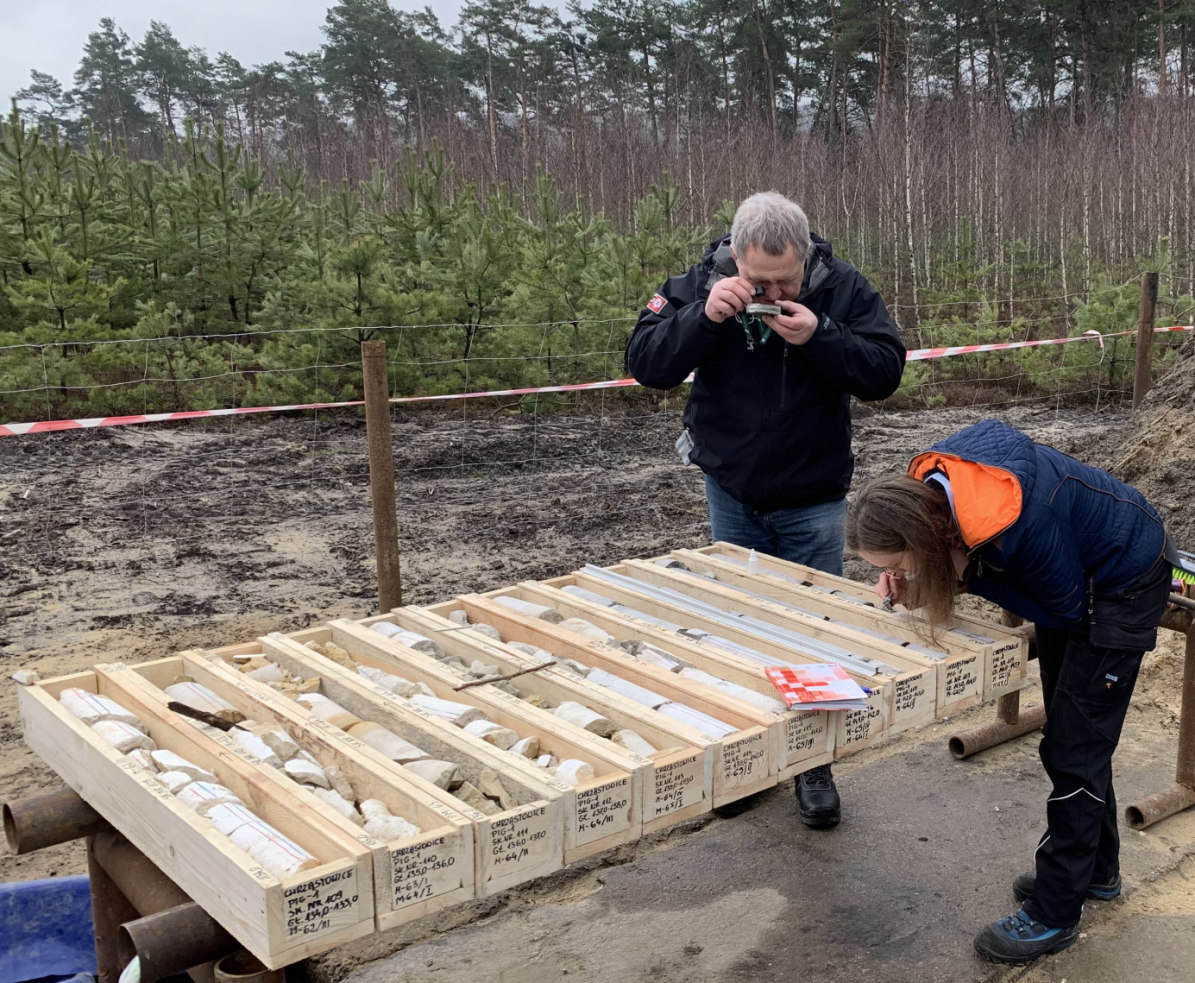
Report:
1088,557,1172,651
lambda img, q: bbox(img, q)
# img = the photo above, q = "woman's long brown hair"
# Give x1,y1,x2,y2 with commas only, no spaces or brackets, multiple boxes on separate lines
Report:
845,475,965,630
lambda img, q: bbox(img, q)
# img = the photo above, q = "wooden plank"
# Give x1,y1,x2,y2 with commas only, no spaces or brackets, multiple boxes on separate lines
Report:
609,558,943,730
493,578,888,760
611,556,956,726
665,548,987,714
110,655,476,932
426,594,786,804
290,618,642,862
687,542,1030,701
372,606,713,833
204,638,567,896
18,671,374,968
552,567,924,740
499,580,850,769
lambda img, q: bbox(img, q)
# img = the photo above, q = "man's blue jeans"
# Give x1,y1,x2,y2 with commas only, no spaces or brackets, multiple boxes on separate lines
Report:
703,474,847,576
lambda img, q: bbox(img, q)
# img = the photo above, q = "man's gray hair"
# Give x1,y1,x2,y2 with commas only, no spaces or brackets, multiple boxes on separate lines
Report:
730,191,812,260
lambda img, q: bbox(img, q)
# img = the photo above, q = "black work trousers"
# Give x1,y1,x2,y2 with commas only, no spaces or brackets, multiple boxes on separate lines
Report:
1022,556,1172,928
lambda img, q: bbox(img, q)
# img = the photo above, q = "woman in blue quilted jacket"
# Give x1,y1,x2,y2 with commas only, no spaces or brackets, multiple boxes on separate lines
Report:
846,419,1175,965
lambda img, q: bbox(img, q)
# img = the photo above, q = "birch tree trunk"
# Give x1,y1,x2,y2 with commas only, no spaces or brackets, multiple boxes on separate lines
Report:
902,38,918,324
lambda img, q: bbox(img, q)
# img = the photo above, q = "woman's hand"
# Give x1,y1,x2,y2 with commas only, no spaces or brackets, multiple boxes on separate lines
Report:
876,570,908,607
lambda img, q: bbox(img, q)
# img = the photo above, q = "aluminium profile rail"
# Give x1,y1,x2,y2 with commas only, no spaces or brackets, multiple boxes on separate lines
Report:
707,550,996,645
580,565,897,677
666,566,948,662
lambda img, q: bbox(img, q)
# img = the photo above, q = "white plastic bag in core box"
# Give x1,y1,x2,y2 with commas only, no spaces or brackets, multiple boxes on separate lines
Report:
662,548,985,716
510,574,891,757
423,593,786,807
357,605,716,834
524,571,902,751
17,667,374,968
195,643,566,897
105,654,477,932
285,618,644,859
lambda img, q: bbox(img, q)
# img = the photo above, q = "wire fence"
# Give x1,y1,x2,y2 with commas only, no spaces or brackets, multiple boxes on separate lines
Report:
2,279,1192,663
2,271,1193,429
2,318,1191,430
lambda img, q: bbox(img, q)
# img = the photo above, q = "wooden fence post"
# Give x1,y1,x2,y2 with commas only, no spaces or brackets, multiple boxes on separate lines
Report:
1133,271,1159,409
361,341,402,611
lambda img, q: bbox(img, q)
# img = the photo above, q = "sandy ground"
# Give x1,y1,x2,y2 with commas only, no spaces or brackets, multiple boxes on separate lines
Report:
3,341,1194,964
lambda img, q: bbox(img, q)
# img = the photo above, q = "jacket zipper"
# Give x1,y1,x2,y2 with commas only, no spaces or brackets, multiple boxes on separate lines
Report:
779,343,789,412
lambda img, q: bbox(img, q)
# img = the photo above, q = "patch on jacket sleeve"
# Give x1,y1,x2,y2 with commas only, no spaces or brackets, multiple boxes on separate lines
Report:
646,293,667,313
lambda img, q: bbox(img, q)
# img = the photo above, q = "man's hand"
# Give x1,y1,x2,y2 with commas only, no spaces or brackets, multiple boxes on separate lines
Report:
704,276,756,323
766,302,820,345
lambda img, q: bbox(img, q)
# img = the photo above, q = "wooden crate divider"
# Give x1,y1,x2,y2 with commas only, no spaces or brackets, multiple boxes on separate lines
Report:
287,617,643,860
575,562,941,734
685,543,1030,702
112,653,476,932
661,549,987,714
422,593,792,804
371,606,714,833
559,566,941,740
612,557,955,720
17,667,376,968
495,576,888,760
204,638,567,897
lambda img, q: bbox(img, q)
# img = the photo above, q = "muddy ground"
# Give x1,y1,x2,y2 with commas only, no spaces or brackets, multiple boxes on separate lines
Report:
3,342,1194,946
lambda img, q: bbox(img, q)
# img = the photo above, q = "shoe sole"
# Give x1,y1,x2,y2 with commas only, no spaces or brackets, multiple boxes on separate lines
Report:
974,934,1078,965
799,813,841,829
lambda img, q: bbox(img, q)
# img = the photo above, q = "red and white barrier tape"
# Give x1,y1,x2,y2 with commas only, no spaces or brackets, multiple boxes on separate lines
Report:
905,324,1191,361
388,377,642,403
0,400,368,436
3,325,1190,437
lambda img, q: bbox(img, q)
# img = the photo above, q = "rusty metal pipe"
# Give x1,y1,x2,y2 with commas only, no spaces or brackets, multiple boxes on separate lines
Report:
1124,782,1195,830
948,704,1046,759
1125,624,1195,828
1168,591,1195,613
4,787,108,854
213,950,285,983
89,835,141,983
1175,627,1195,787
118,904,238,983
3,793,238,983
91,829,193,914
1160,606,1195,634
996,690,1022,726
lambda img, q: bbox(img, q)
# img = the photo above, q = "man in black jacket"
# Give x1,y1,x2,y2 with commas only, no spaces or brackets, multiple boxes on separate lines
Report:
626,191,905,827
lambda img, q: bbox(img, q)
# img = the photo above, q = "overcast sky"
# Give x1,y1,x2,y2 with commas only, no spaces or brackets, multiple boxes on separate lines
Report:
2,1,466,104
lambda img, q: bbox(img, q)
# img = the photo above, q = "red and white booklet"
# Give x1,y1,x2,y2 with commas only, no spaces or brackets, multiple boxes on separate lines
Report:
765,664,869,711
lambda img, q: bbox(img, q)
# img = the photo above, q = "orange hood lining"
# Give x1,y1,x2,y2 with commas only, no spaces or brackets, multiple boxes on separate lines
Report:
908,452,1023,547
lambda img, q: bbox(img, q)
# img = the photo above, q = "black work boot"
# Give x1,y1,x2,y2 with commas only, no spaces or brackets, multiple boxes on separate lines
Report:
794,764,840,828
1012,871,1122,903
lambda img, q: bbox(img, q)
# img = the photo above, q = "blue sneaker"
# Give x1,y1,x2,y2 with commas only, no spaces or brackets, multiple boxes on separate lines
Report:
973,909,1080,964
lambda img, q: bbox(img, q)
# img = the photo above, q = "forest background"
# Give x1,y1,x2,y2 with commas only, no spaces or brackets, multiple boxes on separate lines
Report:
4,0,1195,423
